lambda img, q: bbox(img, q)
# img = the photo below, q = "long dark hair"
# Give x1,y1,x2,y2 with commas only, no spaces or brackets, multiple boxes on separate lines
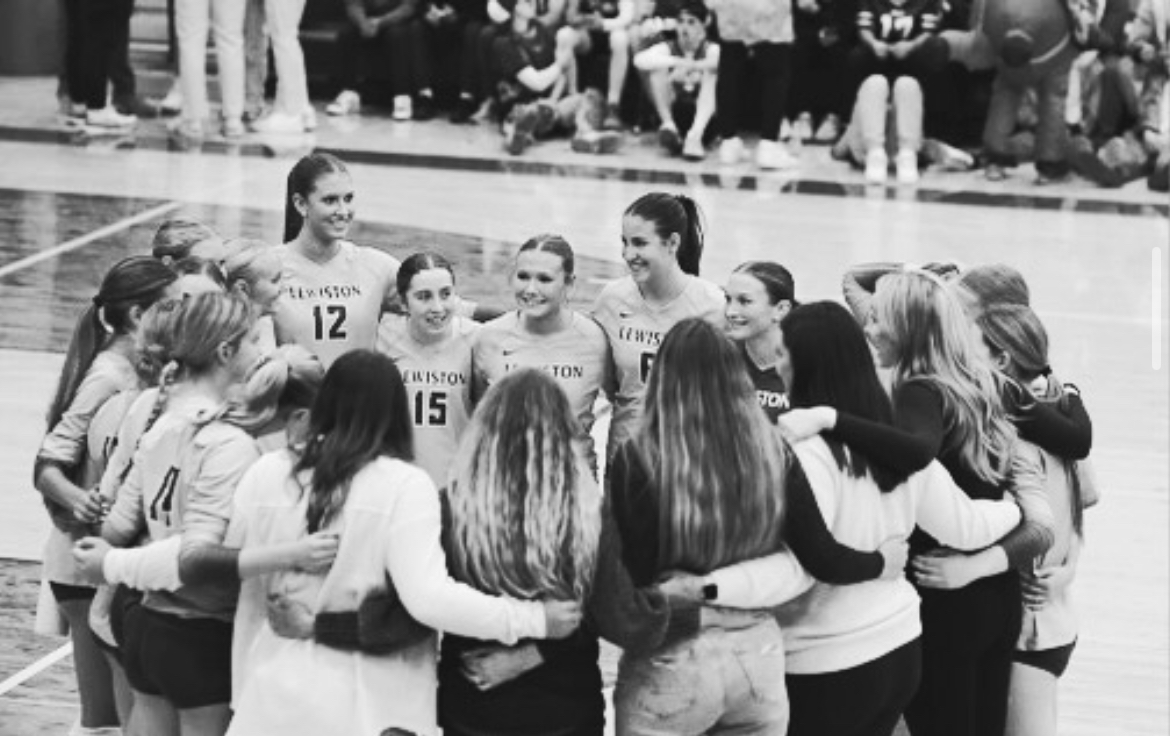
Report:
624,192,704,276
781,301,906,491
295,350,414,532
283,153,349,243
47,256,177,431
637,318,788,572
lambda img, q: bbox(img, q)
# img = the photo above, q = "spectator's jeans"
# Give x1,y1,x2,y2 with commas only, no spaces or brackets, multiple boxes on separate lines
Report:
614,610,788,736
264,0,309,116
244,0,268,115
983,56,1074,169
176,0,246,123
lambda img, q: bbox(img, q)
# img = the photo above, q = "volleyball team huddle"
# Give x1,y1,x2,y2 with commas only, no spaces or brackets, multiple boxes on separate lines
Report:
34,151,1095,736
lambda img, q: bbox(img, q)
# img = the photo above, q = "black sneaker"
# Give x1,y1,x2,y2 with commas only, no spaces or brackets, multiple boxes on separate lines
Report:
450,96,477,124
414,94,436,122
658,125,683,156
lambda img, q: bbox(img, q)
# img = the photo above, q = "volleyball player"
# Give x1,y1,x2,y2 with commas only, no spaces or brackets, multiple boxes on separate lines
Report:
376,252,480,487
472,235,612,469
725,261,796,423
34,257,177,736
591,192,724,459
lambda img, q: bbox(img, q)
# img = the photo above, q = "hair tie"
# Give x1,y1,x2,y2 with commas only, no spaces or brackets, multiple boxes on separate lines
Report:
1039,365,1052,377
92,294,105,307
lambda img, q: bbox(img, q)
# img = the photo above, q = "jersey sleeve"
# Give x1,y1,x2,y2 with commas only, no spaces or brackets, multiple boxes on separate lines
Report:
180,430,261,553
39,362,128,470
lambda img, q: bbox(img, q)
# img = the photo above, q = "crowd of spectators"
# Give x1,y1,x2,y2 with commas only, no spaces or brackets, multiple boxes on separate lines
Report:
54,0,1170,189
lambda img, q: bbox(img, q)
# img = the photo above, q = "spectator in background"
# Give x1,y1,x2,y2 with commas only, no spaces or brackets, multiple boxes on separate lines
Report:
493,0,623,154
251,0,316,132
564,0,637,128
847,0,947,182
60,0,139,129
633,0,719,160
244,0,270,123
326,0,431,121
787,0,856,143
708,0,800,169
172,0,247,140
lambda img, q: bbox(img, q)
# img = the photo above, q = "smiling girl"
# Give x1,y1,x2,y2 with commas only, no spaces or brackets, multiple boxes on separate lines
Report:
472,235,612,469
376,252,480,488
272,154,402,369
590,192,724,460
724,261,797,423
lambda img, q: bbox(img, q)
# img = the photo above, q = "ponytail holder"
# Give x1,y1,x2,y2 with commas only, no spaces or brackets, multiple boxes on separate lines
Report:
1039,365,1052,377
92,295,105,307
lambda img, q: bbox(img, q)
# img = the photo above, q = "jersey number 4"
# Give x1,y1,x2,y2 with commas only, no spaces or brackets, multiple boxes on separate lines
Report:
413,390,449,426
149,466,179,523
313,304,348,340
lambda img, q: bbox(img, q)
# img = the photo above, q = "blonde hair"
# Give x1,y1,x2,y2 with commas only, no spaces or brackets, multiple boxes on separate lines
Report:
224,240,280,295
446,369,599,602
873,272,1017,485
636,319,788,573
142,292,255,435
224,345,324,433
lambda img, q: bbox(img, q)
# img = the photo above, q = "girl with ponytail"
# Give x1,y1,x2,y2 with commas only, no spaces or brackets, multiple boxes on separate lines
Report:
272,154,404,369
34,255,176,736
590,192,725,459
725,260,798,422
85,291,265,736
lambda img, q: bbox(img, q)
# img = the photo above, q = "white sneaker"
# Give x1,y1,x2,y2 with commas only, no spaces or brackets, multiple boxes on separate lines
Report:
682,135,706,161
250,111,305,133
793,112,814,142
756,139,799,170
392,95,412,121
85,107,137,128
719,136,744,165
326,90,361,116
865,148,889,184
779,118,793,141
157,86,182,115
896,148,919,184
222,116,247,138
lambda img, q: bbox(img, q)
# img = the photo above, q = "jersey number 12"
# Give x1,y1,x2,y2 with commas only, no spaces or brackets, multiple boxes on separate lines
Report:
313,305,348,340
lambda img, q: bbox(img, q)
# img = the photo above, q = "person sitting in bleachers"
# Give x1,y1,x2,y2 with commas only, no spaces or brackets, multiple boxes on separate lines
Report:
493,0,623,154
563,0,638,128
633,0,719,160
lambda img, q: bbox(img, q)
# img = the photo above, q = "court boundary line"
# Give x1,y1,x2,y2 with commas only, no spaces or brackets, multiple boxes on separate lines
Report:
0,201,181,280
0,644,72,698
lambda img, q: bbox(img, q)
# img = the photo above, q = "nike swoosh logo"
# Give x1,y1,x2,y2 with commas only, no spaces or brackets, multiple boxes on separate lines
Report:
502,348,518,356
618,311,633,318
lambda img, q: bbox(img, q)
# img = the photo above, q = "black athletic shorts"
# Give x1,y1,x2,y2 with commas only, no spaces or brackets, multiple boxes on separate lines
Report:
49,581,96,603
122,604,232,708
1014,640,1077,678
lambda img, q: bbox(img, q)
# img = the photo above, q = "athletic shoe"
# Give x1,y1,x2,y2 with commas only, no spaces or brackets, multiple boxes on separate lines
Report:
779,118,793,141
895,148,919,184
326,90,361,116
503,104,540,155
793,112,814,142
984,163,1008,181
813,113,842,144
250,111,305,133
719,136,744,165
756,139,799,170
922,139,975,171
414,93,436,121
682,136,706,161
156,85,182,115
865,148,889,184
658,124,683,156
169,118,205,141
85,106,137,128
242,104,268,125
450,95,476,124
601,103,623,131
302,107,318,131
222,117,247,138
571,129,622,154
393,95,413,121
59,100,87,127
